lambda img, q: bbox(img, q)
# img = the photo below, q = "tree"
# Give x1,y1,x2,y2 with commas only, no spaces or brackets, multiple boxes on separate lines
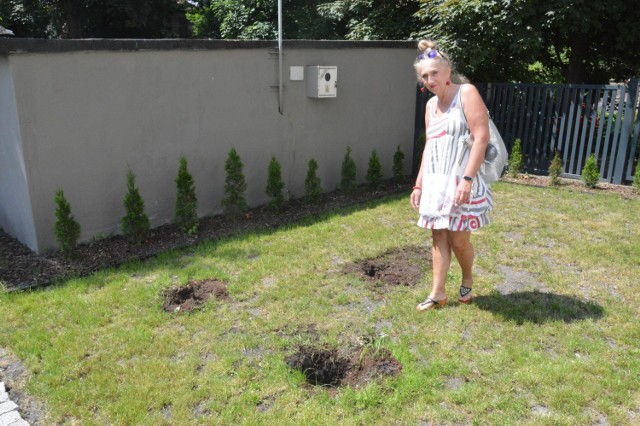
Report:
416,0,640,83
174,156,199,235
221,148,248,219
581,154,600,189
366,149,384,189
548,150,563,186
0,0,53,38
305,159,323,203
121,169,150,245
54,189,81,255
392,145,405,183
340,146,357,193
265,155,286,211
187,0,338,39
317,0,420,40
509,138,523,178
2,0,188,38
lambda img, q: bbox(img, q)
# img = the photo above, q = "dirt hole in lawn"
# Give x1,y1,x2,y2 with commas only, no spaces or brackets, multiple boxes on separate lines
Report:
285,345,402,388
162,279,229,313
344,245,431,287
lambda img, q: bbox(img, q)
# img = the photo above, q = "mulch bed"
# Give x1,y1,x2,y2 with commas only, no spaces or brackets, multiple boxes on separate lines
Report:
1,183,407,291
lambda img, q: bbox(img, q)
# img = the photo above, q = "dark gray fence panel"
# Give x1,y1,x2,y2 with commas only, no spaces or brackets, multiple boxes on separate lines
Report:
415,79,639,184
474,80,639,183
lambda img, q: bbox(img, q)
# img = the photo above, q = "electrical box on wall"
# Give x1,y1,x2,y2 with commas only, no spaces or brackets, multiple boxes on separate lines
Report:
306,66,337,98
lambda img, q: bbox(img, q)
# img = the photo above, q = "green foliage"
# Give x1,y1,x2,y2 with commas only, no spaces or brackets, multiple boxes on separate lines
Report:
340,146,357,193
121,169,150,245
415,0,640,83
174,156,199,235
266,156,286,211
2,0,186,38
222,148,248,220
305,159,323,204
392,145,405,183
581,154,600,188
366,149,384,189
317,0,420,40
634,162,640,192
0,0,52,37
187,0,337,39
54,189,80,255
509,139,523,177
549,150,563,186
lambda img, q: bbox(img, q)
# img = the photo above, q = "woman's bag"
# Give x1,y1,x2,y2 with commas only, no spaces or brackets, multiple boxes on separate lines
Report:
458,85,508,184
479,117,508,184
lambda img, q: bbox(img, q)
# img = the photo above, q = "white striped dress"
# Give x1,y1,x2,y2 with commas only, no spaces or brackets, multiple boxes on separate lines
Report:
417,85,493,231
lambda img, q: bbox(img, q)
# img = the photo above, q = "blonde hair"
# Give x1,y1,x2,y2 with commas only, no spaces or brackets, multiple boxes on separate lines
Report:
414,39,468,84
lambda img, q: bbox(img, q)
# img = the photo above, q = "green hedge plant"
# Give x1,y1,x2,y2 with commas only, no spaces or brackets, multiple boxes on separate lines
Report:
340,146,357,193
392,145,405,183
121,168,150,245
266,155,286,211
581,154,600,189
222,148,248,220
54,189,81,256
174,156,198,235
366,149,384,189
305,159,323,203
509,138,523,177
549,150,563,186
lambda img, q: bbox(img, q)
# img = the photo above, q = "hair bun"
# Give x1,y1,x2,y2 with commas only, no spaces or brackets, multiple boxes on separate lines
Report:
418,39,437,53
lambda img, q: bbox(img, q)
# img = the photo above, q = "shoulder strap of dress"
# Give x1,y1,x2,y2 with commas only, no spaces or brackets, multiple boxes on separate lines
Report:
428,96,437,118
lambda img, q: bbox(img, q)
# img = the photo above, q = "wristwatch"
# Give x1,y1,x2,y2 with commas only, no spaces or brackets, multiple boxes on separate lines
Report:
463,175,474,182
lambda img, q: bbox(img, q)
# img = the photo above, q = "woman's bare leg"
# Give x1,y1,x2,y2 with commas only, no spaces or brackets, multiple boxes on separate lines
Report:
429,229,451,301
449,231,474,302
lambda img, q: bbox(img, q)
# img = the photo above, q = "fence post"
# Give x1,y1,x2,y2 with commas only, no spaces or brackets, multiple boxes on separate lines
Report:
612,77,639,184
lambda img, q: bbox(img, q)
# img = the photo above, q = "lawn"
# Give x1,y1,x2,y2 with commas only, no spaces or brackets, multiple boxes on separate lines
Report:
1,181,639,425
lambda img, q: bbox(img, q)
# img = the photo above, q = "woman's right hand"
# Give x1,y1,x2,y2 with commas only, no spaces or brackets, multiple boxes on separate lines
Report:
411,187,422,209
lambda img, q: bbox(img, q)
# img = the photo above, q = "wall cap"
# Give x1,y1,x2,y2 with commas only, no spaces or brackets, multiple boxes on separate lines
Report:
0,38,416,55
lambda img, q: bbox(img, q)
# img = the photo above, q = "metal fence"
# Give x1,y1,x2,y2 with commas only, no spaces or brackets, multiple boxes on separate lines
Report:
414,78,640,184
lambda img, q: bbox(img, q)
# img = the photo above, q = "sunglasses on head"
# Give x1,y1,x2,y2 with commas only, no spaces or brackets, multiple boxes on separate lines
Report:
418,50,438,60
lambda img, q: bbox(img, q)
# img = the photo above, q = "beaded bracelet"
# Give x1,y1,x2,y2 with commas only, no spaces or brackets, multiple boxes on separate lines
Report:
412,186,422,191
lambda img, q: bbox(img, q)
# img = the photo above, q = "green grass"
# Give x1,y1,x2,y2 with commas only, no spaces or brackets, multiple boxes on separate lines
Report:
1,182,640,425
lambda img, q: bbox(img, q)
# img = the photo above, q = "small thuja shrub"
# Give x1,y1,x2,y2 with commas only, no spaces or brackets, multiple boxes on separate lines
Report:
581,154,600,188
392,145,405,183
266,155,286,211
509,138,523,177
121,169,150,244
174,156,199,235
305,159,323,203
222,148,248,219
549,150,563,186
366,149,384,189
340,146,357,193
54,189,81,255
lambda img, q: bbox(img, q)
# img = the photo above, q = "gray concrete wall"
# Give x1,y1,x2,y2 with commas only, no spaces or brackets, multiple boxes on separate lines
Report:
0,56,37,250
0,39,417,253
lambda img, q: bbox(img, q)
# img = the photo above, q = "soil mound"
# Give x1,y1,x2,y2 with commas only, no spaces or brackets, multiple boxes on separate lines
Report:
344,245,430,287
162,279,229,313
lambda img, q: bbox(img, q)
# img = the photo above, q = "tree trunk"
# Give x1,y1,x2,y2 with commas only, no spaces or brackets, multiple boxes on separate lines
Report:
567,34,590,84
59,0,83,38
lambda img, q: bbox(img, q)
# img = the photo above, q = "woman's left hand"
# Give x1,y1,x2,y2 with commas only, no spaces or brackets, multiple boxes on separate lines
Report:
455,180,472,205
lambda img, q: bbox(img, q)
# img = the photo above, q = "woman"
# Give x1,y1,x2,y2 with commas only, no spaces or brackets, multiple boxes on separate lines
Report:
411,40,493,311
